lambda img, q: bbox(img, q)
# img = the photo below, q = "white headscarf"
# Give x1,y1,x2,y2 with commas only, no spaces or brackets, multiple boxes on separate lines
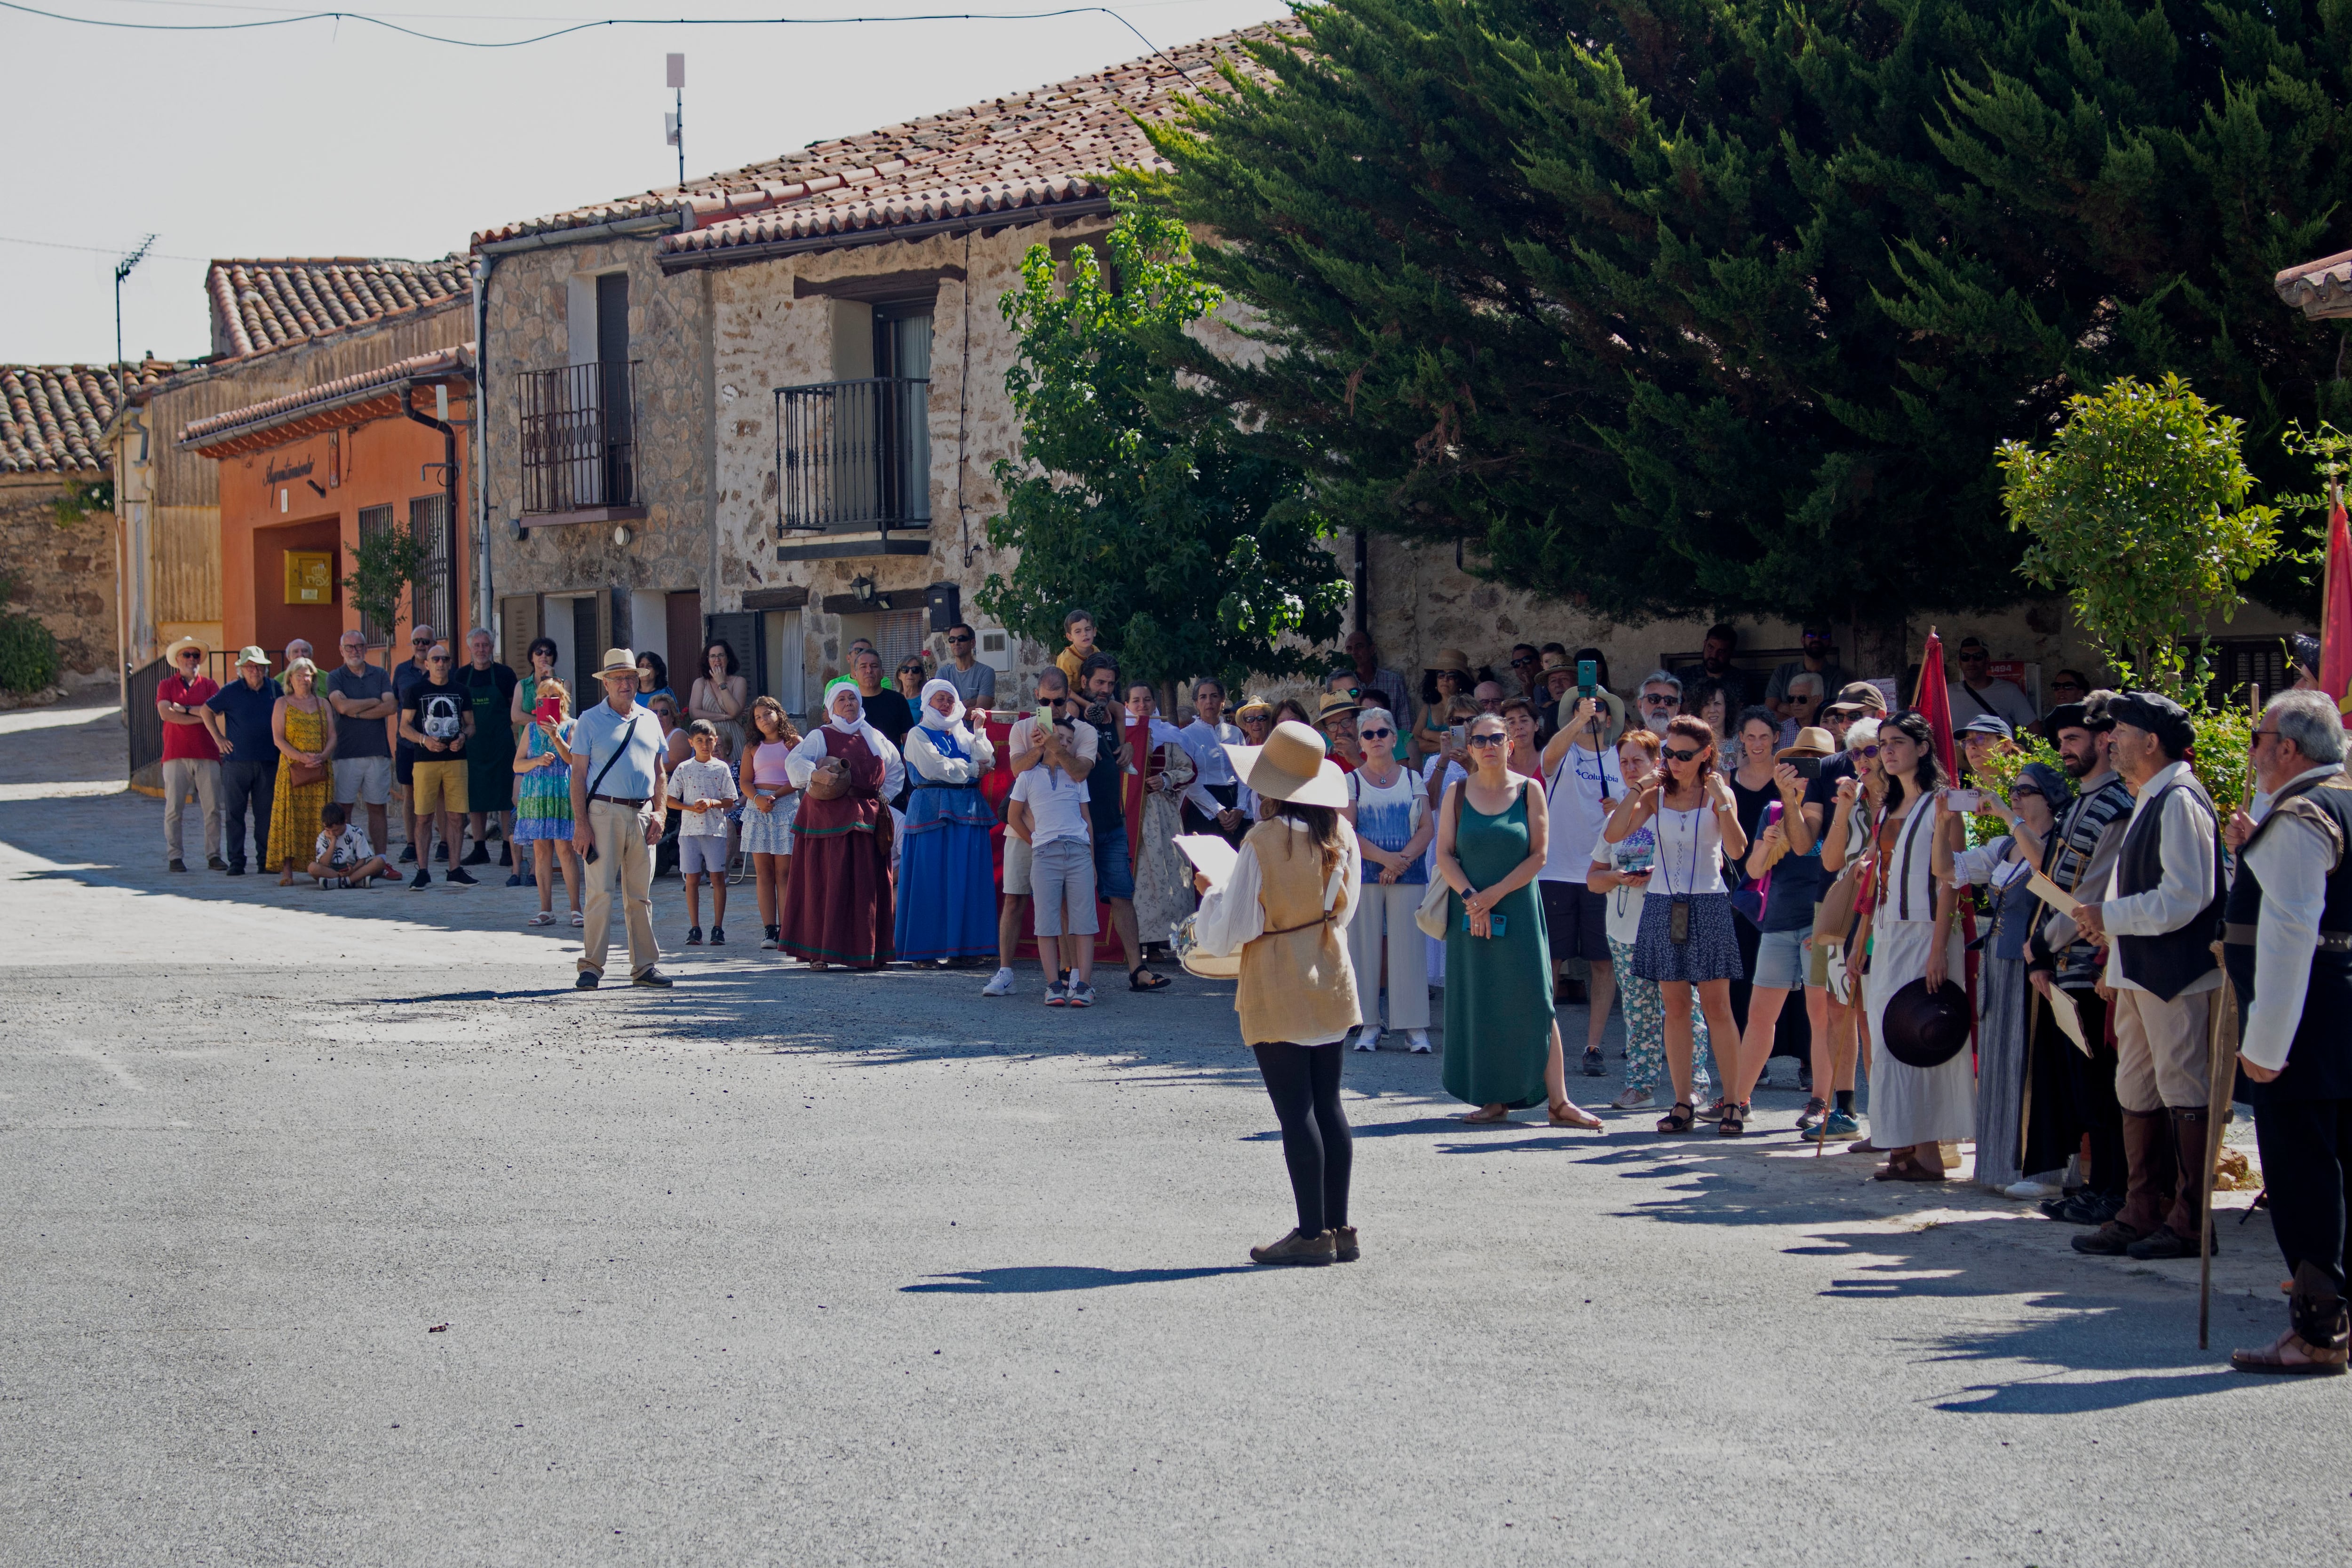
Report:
824,677,865,736
917,677,965,732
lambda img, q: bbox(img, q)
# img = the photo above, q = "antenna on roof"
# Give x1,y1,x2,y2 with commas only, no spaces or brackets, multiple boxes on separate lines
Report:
665,53,685,186
114,234,156,376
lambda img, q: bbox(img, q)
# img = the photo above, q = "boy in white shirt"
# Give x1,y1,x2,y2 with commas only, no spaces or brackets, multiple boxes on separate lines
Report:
306,802,390,888
669,720,740,947
1007,724,1097,1006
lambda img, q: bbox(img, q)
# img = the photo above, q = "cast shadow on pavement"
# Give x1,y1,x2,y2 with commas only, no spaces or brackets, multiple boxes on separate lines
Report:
901,1265,1258,1294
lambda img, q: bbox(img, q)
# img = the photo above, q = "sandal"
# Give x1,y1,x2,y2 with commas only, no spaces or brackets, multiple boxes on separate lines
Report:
1549,1100,1604,1130
1128,965,1171,993
1461,1106,1511,1124
527,911,556,927
1875,1153,1946,1183
1717,1101,1749,1137
1656,1101,1696,1135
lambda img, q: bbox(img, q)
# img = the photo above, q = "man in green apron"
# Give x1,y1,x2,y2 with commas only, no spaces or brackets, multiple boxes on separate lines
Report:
459,629,518,870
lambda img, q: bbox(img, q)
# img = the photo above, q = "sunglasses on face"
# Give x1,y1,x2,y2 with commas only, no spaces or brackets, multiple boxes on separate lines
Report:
1856,745,1879,758
1358,727,1394,741
1466,733,1506,748
428,656,452,665
1511,656,1537,668
176,651,201,661
1661,747,1702,762
1641,694,1675,706
948,635,973,645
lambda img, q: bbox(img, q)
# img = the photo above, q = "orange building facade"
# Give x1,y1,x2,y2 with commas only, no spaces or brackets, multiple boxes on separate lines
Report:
183,348,475,662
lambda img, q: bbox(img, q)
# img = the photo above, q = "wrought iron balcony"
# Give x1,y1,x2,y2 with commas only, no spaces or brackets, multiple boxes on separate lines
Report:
775,376,931,535
518,360,640,516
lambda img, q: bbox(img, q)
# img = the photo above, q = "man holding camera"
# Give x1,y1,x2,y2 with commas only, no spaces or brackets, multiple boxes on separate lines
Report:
1081,653,1170,993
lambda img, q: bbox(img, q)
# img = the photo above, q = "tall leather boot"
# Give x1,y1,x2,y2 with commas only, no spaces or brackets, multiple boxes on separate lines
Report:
2129,1106,2219,1260
2075,1108,2171,1255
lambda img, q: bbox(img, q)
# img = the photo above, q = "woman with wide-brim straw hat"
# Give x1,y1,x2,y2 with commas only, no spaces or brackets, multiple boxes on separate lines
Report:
1414,648,1476,766
1189,720,1367,1267
1437,712,1606,1130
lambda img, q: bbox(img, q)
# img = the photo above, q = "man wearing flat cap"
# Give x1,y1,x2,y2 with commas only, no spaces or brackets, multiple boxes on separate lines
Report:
2068,691,2227,1261
2024,696,2137,1226
2217,689,2352,1373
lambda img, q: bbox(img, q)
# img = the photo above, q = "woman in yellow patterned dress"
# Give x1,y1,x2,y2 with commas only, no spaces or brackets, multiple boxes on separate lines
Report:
268,657,336,884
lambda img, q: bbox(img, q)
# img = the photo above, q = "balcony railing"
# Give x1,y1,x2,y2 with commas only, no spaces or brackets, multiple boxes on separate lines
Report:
775,376,930,535
519,360,640,515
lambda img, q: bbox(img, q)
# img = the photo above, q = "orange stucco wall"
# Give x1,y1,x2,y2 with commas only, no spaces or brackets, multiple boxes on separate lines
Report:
216,405,471,661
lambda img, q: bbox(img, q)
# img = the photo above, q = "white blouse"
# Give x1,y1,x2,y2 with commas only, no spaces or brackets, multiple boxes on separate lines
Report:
782,721,906,801
903,723,994,785
1192,819,1363,955
1646,804,1729,898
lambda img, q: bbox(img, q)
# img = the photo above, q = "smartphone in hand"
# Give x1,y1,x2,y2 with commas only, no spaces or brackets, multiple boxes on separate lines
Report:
1943,787,1984,812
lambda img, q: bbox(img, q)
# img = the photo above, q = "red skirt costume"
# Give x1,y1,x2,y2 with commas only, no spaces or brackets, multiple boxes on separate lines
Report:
780,725,896,968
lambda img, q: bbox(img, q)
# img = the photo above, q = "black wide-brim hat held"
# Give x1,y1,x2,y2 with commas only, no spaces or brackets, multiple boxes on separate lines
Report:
1881,977,1971,1068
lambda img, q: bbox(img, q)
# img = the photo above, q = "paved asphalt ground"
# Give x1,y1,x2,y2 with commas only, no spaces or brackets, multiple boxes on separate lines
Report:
3,698,2342,1567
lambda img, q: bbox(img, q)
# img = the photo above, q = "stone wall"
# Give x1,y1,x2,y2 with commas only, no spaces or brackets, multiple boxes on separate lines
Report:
0,474,117,684
481,237,715,639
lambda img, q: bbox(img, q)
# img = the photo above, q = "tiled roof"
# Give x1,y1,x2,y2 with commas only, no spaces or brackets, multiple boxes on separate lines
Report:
2276,249,2352,318
474,24,1289,254
179,344,473,454
2,363,171,475
207,256,471,357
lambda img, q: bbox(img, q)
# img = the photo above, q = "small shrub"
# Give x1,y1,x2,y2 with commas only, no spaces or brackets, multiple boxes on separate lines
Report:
0,612,60,693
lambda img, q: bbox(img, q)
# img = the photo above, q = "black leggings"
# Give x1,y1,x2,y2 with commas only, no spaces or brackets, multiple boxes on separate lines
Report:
1253,1042,1351,1234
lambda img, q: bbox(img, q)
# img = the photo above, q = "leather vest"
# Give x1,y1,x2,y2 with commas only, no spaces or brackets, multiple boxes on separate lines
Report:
2223,771,2352,1098
2112,774,2225,1001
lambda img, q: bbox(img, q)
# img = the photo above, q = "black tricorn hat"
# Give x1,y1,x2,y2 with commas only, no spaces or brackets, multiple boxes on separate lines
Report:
1881,977,1972,1068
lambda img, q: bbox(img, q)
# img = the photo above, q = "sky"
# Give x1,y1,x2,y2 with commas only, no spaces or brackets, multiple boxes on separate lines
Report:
0,0,1289,366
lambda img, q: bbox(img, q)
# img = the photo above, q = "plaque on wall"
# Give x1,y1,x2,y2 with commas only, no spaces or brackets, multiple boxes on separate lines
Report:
285,550,335,606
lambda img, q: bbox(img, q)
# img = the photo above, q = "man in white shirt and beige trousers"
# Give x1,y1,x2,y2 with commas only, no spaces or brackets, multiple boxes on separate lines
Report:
2070,692,2227,1261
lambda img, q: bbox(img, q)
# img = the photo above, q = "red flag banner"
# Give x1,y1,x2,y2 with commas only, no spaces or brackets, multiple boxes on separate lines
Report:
1913,629,1959,781
2322,500,2352,727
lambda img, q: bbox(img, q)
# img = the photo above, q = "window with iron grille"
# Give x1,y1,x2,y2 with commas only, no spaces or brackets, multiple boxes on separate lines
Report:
776,307,931,535
410,493,453,639
518,361,640,514
357,505,396,645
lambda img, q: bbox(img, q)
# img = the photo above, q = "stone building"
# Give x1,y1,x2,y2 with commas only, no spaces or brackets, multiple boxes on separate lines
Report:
1,364,148,688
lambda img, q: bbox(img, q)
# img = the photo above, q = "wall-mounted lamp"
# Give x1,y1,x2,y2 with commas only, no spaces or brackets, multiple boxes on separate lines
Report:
850,573,875,605
613,525,634,548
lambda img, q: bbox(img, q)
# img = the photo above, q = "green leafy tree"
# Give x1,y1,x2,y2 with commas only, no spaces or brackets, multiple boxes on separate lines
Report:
342,525,430,674
1132,0,2352,658
1999,374,2279,699
977,209,1350,689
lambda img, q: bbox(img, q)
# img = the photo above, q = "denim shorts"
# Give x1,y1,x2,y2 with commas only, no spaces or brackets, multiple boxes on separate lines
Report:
1753,926,1809,990
1093,825,1136,901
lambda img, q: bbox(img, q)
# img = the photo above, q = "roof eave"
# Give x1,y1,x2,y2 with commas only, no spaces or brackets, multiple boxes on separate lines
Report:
656,196,1115,274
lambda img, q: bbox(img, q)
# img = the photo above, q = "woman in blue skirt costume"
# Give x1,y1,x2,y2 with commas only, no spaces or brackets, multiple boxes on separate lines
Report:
895,678,1000,963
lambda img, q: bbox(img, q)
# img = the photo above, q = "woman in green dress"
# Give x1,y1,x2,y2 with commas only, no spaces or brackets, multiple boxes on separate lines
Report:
1434,713,1603,1129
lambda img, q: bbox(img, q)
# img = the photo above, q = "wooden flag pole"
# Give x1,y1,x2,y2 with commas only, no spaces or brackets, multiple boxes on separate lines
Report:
2201,677,2260,1348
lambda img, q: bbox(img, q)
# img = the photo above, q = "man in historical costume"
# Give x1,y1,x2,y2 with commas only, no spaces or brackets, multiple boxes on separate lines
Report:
2069,692,2228,1261
2023,699,2138,1225
780,677,906,970
2222,689,2352,1375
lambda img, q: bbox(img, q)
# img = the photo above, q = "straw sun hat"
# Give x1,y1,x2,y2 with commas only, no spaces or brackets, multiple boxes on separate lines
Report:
1223,720,1348,808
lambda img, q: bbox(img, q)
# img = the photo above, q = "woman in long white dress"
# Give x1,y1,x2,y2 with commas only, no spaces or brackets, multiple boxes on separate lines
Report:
1860,709,1974,1182
1127,681,1198,949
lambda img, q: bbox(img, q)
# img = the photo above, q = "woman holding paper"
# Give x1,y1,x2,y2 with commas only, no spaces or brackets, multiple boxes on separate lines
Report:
1952,760,2067,1194
1188,721,1366,1268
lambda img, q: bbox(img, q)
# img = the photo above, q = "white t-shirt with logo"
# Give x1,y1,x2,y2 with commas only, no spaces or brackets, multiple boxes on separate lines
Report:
1543,742,1624,885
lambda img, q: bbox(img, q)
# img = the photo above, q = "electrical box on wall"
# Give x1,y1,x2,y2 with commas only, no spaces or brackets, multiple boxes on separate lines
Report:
926,582,960,633
976,627,1013,673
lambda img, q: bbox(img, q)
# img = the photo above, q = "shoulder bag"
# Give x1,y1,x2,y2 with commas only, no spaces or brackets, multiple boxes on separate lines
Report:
1415,781,1463,939
286,699,331,789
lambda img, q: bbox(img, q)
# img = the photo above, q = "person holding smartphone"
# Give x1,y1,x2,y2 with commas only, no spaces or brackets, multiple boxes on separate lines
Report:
1435,713,1602,1129
1589,729,1715,1110
1605,714,1748,1134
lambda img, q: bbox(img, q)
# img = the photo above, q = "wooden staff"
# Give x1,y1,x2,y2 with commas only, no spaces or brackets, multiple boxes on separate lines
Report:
2201,678,2261,1348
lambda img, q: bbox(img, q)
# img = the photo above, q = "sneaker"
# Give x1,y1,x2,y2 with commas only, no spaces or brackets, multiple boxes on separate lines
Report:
445,867,478,886
1804,1108,1861,1142
981,966,1017,996
760,927,779,950
1613,1086,1655,1110
1044,980,1069,1007
410,868,431,890
1351,1027,1381,1052
2003,1178,2063,1201
631,968,674,988
710,926,726,946
505,874,524,888
1581,1047,1605,1077
498,844,513,868
1406,1030,1432,1053
224,863,245,877
398,844,416,864
462,844,491,866
1249,1227,1335,1267
1333,1226,1361,1263
206,854,228,871
167,858,188,873
575,971,600,989
1067,980,1097,1008
1796,1097,1829,1135
685,926,703,947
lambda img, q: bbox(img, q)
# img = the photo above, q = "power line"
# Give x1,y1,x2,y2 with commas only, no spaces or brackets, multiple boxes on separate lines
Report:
0,234,207,263
0,1,1192,65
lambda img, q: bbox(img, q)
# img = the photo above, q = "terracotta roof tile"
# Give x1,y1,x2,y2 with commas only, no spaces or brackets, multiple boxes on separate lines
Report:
178,345,474,453
2276,249,2352,318
207,256,471,357
473,24,1290,254
1,363,170,475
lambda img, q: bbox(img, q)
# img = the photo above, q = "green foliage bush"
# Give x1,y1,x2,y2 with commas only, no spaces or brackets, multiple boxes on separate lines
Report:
0,609,61,693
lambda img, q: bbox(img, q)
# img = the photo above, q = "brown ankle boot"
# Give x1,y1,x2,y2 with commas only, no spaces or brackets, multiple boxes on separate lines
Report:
2155,1105,2217,1253
2112,1107,2175,1236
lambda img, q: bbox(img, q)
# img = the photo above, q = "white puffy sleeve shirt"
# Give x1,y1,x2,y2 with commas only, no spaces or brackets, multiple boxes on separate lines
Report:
2099,760,2221,995
2239,764,2344,1072
1191,818,1363,965
785,721,906,801
903,723,994,784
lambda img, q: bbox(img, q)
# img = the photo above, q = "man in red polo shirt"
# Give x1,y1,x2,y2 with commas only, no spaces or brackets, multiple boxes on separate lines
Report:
155,636,224,873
